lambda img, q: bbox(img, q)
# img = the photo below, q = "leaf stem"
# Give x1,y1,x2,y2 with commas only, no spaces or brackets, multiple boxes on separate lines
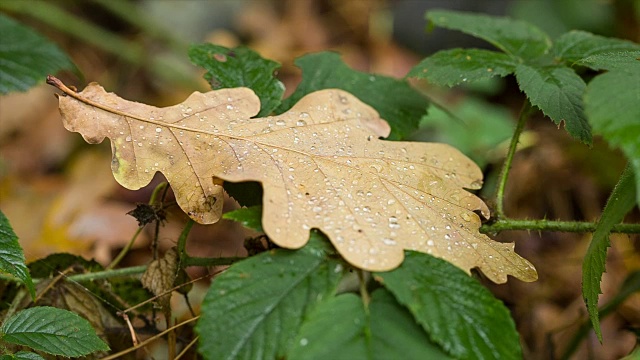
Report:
106,227,144,270
480,219,640,234
356,269,370,309
495,100,534,219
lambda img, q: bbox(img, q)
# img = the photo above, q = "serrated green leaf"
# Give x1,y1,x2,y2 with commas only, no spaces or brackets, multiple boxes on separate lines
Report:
576,50,640,71
407,48,516,86
1,352,45,360
585,66,640,203
223,205,264,232
515,63,591,144
195,234,343,360
552,30,640,66
0,210,35,299
288,290,450,360
583,166,637,342
277,52,428,140
189,44,285,117
0,306,109,357
427,10,551,59
376,251,522,360
0,14,74,94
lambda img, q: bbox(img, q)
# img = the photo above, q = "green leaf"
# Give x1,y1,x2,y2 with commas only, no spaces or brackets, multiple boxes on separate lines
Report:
585,66,640,203
0,14,74,94
427,10,551,59
414,97,514,167
223,205,264,232
0,210,35,299
583,166,637,341
376,251,522,360
277,52,428,140
407,48,516,86
515,63,591,144
287,290,450,360
189,44,285,117
552,30,640,66
577,50,640,71
195,234,344,360
0,352,45,360
0,306,109,357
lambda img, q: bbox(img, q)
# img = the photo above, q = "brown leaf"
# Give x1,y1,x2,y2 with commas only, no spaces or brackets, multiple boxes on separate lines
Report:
50,76,537,283
141,247,178,307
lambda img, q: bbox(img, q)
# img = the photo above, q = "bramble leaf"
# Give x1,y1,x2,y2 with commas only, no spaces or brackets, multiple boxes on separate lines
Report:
407,48,517,86
376,252,523,359
0,14,74,94
51,77,536,282
552,30,640,66
287,290,450,360
584,63,640,202
515,64,591,144
0,210,35,299
576,50,640,71
426,10,551,59
277,52,426,140
582,165,637,342
0,306,109,357
196,234,343,360
189,44,284,117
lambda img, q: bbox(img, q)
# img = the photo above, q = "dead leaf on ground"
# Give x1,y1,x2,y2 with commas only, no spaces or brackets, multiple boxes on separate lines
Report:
49,76,537,283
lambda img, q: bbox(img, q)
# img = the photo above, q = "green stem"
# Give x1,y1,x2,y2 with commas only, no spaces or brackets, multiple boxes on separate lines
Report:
106,227,144,270
356,269,370,309
67,265,148,282
495,100,534,219
480,219,640,234
177,219,195,262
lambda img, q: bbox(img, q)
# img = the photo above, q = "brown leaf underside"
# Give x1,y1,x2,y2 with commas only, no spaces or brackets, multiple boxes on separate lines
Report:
50,76,537,283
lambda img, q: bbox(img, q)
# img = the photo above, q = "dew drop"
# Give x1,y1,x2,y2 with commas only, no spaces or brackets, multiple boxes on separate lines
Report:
137,142,143,147
300,338,308,346
155,127,162,133
276,119,286,126
444,234,451,240
461,213,472,222
296,119,307,126
125,136,132,142
427,240,434,246
382,238,397,246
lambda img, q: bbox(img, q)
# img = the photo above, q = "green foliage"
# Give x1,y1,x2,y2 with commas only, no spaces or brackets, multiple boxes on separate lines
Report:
0,210,34,299
189,44,285,117
582,166,637,341
415,97,515,167
278,52,429,140
222,205,264,232
287,291,450,360
425,10,551,58
0,306,109,357
0,13,74,94
196,233,343,360
376,252,522,360
584,56,640,204
0,352,45,360
409,10,640,145
514,64,590,143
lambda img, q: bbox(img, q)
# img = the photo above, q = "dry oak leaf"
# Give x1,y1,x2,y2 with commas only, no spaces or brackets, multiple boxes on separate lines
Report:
49,76,537,283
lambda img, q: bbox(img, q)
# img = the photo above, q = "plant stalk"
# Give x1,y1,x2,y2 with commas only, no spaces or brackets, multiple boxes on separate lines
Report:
495,100,534,219
480,219,640,234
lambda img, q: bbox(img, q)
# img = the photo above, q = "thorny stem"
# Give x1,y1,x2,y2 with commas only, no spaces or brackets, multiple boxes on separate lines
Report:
495,100,534,219
480,220,640,235
67,265,148,282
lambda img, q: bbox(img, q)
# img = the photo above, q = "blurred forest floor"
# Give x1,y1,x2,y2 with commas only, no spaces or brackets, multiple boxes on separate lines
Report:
1,0,639,359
